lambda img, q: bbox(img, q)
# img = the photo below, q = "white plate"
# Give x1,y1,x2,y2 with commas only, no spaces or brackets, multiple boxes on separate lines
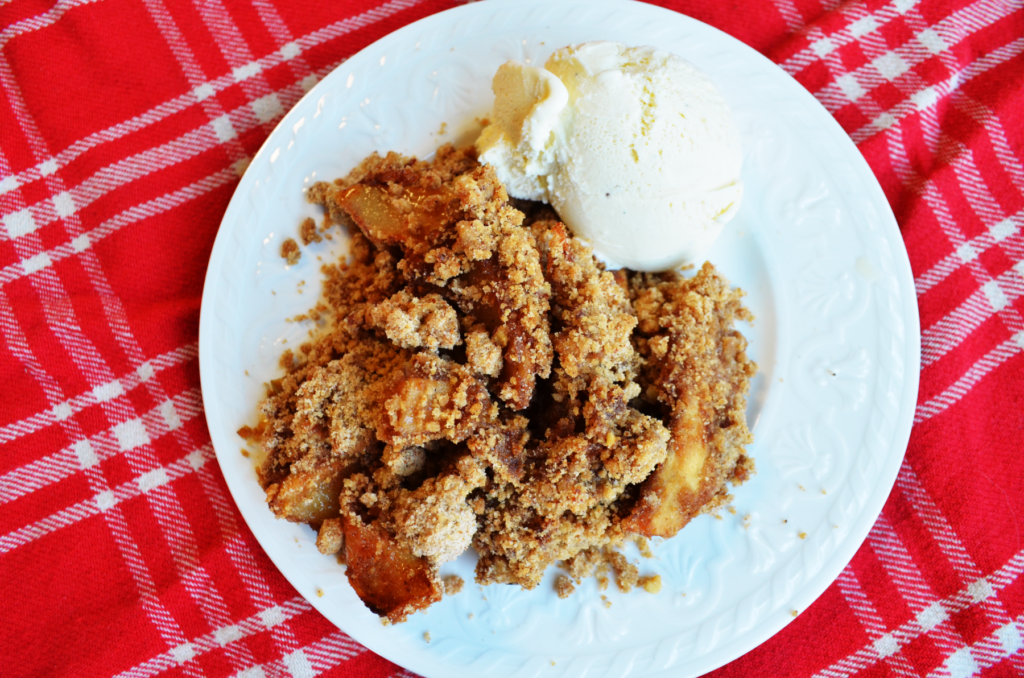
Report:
199,1,920,676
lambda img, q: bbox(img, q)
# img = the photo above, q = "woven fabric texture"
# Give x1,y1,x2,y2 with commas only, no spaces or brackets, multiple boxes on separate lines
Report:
1,0,1022,676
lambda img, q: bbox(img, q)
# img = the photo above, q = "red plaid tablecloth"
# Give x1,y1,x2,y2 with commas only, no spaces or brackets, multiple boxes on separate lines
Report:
2,0,1022,675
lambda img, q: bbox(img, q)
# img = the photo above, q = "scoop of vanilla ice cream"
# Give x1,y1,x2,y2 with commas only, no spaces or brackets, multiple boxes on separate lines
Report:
476,41,743,271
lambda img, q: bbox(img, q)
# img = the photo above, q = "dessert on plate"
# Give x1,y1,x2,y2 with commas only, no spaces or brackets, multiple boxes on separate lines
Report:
241,43,755,623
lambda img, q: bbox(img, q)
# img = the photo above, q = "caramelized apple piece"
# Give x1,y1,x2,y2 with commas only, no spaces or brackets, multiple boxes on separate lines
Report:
336,183,455,251
336,184,404,245
497,311,546,409
265,460,348,526
377,353,492,448
341,514,442,623
624,263,756,539
623,394,711,537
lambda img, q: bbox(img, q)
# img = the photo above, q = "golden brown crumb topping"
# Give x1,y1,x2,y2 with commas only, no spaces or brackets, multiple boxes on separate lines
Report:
281,237,301,265
555,575,576,599
247,145,755,623
316,517,344,555
443,575,465,596
299,217,322,245
638,574,662,594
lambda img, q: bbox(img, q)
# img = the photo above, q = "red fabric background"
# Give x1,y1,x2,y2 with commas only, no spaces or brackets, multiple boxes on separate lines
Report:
2,0,1022,676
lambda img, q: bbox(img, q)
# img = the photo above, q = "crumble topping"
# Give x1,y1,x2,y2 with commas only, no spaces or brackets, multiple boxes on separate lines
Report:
300,216,322,245
281,237,301,265
244,145,755,622
555,575,576,599
443,575,465,596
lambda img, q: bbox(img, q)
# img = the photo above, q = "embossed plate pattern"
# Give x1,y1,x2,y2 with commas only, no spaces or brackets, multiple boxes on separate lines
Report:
198,1,921,676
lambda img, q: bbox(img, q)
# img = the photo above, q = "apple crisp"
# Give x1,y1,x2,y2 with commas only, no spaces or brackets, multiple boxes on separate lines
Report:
244,145,755,623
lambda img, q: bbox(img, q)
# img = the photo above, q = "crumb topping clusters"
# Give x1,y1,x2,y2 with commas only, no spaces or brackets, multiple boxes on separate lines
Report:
247,145,755,623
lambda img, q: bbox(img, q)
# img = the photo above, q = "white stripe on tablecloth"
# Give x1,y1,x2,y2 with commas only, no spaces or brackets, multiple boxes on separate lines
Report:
0,167,237,285
928,613,1023,677
0,444,213,554
816,549,1024,677
768,0,809,33
833,567,923,676
0,0,104,49
0,276,196,670
778,0,1009,82
0,388,203,505
222,630,367,678
797,0,1021,381
920,265,1024,368
0,342,197,445
882,132,1024,672
866,515,972,666
915,209,1022,297
895,465,1024,674
0,5,267,666
848,37,1024,145
870,41,1024,423
796,6,1024,668
914,330,1024,423
0,0,424,202
139,1,315,663
113,597,322,678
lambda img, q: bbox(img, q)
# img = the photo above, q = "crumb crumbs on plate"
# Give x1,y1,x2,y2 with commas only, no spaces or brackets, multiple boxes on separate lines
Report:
281,237,301,265
300,217,322,245
638,575,662,594
555,575,575,599
443,575,464,595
